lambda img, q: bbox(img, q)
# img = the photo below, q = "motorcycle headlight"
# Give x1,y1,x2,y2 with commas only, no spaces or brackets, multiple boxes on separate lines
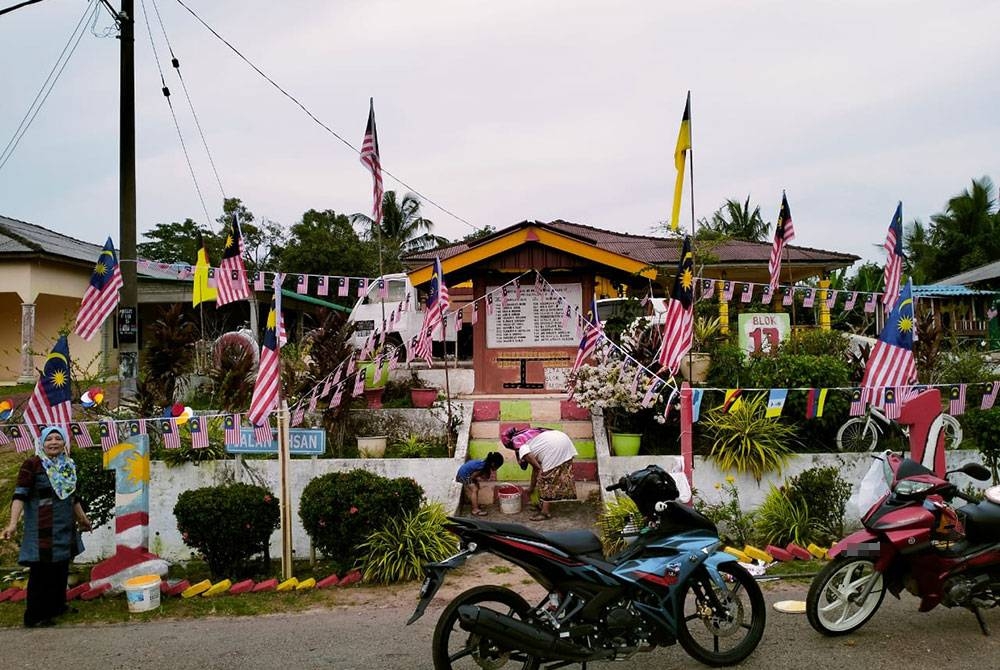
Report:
894,480,933,497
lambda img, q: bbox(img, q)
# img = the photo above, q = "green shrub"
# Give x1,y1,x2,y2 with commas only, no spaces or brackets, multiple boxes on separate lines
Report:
754,485,812,546
781,330,850,359
299,469,424,571
72,446,115,529
386,434,447,458
694,478,756,547
706,343,745,389
598,495,642,555
701,393,796,482
154,416,228,465
962,408,1000,481
173,483,280,578
786,466,851,541
358,504,458,584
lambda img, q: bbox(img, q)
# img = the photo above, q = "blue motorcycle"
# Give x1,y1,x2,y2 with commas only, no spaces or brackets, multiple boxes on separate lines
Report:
408,465,765,668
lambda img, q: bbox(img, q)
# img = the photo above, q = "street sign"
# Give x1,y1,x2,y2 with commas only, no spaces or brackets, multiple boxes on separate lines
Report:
227,428,326,455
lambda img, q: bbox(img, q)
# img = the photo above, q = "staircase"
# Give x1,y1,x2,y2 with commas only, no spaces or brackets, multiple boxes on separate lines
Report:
465,396,597,509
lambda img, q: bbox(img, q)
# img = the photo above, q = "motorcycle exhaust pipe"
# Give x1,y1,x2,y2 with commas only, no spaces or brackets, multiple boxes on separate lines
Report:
457,605,614,663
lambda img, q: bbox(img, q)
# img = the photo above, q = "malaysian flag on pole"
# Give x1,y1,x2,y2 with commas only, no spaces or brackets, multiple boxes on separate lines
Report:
248,294,282,441
882,202,904,314
768,192,795,293
74,237,123,340
861,279,917,397
360,98,384,225
657,235,694,376
570,299,603,375
23,335,73,437
412,257,449,365
216,213,251,305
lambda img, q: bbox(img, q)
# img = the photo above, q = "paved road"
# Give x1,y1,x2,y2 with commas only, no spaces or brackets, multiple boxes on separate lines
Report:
3,582,998,669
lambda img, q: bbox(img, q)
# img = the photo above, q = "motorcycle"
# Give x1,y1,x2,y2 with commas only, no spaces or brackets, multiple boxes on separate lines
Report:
407,465,766,668
807,452,1000,636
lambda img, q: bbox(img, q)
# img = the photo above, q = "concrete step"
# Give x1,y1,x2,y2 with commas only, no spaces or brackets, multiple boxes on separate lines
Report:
469,420,593,441
475,480,602,506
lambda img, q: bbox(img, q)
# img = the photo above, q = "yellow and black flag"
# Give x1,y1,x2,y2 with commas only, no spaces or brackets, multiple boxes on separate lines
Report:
671,92,692,232
192,231,217,307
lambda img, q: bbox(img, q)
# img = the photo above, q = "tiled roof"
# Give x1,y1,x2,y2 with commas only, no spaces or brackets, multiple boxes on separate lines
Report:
405,219,859,268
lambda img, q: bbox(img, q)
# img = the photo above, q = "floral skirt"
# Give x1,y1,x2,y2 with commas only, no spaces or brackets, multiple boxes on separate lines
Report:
539,461,577,502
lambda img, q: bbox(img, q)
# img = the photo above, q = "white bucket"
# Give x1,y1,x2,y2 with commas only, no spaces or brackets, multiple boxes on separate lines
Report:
497,484,522,515
124,575,162,613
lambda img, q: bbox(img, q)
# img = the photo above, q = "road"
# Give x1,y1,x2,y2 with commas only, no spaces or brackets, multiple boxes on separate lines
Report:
3,582,998,669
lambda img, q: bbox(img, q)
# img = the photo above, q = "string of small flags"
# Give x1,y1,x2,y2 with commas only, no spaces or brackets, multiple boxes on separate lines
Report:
696,279,885,313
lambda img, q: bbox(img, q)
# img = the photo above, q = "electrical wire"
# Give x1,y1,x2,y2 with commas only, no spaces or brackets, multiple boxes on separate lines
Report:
139,0,212,225
150,0,225,201
0,0,98,173
172,0,482,233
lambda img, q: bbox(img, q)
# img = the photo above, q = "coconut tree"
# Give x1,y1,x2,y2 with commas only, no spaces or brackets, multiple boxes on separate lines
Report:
351,191,447,271
924,177,999,280
696,196,770,242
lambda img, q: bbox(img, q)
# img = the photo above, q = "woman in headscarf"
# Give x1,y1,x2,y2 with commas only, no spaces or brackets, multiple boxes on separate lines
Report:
2,426,92,627
501,426,578,521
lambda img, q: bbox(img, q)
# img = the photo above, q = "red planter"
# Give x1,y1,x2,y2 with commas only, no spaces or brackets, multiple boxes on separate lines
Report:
410,388,438,408
363,387,384,409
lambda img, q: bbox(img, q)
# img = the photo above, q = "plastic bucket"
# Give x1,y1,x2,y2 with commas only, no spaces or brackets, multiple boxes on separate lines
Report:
124,575,162,613
497,484,522,515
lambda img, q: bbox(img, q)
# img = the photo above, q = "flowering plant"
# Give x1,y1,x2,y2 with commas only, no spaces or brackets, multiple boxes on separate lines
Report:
568,359,648,433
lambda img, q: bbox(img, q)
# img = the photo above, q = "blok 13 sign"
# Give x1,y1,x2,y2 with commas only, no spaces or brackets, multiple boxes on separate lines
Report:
737,313,790,355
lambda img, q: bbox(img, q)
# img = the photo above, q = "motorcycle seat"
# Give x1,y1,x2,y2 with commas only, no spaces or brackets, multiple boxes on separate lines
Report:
959,499,1000,544
474,519,604,558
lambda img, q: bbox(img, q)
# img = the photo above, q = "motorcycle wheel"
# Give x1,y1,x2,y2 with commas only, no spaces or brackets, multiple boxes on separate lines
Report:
677,562,765,667
836,418,877,452
806,556,885,636
941,414,964,449
431,585,540,670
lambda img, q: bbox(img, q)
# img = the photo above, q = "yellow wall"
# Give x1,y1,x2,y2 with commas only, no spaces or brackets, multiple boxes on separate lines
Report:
0,293,21,382
0,260,88,303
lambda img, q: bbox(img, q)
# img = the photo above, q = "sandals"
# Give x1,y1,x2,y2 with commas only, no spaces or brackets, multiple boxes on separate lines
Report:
472,509,489,516
529,512,551,521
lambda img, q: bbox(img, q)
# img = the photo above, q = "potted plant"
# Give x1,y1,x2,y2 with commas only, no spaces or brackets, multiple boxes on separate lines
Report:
568,360,648,456
359,352,391,409
678,316,722,383
408,371,439,408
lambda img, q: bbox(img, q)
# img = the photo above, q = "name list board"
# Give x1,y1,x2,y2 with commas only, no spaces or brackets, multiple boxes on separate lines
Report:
486,283,582,349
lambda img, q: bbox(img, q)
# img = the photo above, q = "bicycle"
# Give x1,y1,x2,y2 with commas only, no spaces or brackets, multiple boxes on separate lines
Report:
835,403,963,452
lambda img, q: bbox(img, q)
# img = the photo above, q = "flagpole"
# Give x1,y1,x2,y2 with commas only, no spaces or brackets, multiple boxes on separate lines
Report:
785,244,796,327
685,92,696,376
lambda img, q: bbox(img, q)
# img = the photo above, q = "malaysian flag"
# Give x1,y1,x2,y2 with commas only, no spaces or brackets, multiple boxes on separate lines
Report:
10,425,33,453
849,388,866,416
217,213,251,305
882,202,904,314
412,257,449,365
982,381,1000,410
160,418,181,449
826,290,839,309
657,235,694,376
0,429,8,446
768,192,795,293
248,298,281,437
570,300,603,375
357,278,367,298
225,414,241,447
861,280,917,396
950,384,967,415
189,416,208,449
740,282,753,303
254,271,265,291
360,98,384,225
23,335,73,437
883,387,900,420
74,237,124,340
317,276,328,296
338,277,349,297
70,422,93,448
844,292,859,311
297,275,308,294
802,288,815,308
99,420,118,451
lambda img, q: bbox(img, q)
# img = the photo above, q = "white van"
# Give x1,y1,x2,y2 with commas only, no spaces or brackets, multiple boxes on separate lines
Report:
347,273,456,357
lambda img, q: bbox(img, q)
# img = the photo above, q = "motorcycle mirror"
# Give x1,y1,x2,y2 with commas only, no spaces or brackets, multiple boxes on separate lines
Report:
951,463,992,481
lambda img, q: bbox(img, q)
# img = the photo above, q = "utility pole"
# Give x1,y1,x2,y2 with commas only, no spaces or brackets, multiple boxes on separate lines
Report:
117,0,138,400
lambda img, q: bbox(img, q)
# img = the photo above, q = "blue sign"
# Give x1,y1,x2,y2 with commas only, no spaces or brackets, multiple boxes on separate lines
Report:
227,428,326,455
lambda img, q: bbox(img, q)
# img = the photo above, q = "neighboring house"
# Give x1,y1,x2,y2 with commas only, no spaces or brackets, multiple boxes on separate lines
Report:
925,261,1000,345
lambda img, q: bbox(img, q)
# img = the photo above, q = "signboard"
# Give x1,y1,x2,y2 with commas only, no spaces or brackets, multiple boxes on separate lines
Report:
226,428,326,455
737,313,791,355
117,307,137,344
486,283,581,349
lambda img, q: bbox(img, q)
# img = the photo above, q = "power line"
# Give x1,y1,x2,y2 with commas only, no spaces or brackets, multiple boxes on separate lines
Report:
0,0,98,173
0,0,46,18
172,0,481,233
138,0,212,226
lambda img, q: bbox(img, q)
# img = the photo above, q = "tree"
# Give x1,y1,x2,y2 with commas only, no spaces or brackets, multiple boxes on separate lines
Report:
275,209,378,277
696,196,770,242
138,218,222,264
351,191,446,271
215,197,286,275
461,225,496,244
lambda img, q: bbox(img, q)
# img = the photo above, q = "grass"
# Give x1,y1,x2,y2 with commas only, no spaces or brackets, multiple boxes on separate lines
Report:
1,448,24,566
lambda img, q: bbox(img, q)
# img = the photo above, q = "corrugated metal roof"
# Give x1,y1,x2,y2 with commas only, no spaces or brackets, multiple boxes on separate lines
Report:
933,260,1000,286
913,284,999,298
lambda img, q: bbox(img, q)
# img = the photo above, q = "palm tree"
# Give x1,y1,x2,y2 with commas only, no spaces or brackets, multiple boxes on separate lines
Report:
351,191,447,271
696,196,770,242
925,177,999,279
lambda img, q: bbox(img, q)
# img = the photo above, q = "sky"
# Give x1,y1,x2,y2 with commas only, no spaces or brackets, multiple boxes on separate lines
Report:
1,0,998,270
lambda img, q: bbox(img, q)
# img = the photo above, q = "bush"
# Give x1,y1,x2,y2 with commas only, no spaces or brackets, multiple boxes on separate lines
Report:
173,483,280,578
299,470,424,571
358,504,458,584
962,408,1000,481
598,495,642,555
701,394,796,482
694,477,756,547
72,446,115,529
754,485,811,546
786,466,851,541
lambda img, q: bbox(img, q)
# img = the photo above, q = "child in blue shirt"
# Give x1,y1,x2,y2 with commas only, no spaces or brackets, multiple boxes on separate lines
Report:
456,452,504,516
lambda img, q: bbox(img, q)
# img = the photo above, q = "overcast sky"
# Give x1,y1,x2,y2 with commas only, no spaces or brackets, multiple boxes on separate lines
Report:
1,0,998,270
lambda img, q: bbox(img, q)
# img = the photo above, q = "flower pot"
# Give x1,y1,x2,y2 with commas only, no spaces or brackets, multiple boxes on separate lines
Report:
678,352,712,383
610,432,642,456
363,387,384,409
410,388,438,408
357,436,387,458
359,360,390,389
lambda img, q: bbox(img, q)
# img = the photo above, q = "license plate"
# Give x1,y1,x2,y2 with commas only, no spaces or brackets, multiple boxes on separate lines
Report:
355,320,375,333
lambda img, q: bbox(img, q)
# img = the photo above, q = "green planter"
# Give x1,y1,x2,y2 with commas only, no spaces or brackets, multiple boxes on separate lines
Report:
359,360,390,389
610,432,642,456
